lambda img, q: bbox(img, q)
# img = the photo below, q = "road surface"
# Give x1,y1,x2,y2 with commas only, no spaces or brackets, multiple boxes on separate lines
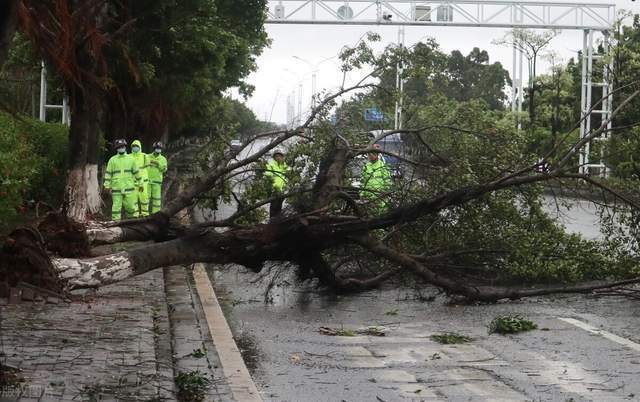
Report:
208,197,639,401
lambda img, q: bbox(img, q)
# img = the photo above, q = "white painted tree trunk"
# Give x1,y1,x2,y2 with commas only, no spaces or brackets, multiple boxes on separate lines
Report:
52,252,134,289
86,222,124,244
65,164,101,222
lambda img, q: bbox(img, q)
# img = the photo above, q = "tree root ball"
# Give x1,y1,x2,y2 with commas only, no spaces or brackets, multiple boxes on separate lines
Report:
0,227,67,297
37,212,91,257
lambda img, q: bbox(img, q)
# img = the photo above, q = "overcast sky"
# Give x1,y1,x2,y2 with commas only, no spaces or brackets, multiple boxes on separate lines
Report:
238,1,640,124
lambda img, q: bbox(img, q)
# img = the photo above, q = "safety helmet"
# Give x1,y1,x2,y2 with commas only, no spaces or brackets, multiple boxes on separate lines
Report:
372,143,382,150
273,149,284,156
114,138,127,148
152,141,163,149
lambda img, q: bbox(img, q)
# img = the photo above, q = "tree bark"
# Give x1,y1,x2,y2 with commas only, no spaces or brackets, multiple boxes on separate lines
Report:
312,143,350,210
51,220,332,290
0,0,18,68
63,88,103,222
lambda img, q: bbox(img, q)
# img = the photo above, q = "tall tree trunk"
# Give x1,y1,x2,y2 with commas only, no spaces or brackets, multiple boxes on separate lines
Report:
159,119,170,145
63,88,103,222
0,0,18,67
529,57,537,128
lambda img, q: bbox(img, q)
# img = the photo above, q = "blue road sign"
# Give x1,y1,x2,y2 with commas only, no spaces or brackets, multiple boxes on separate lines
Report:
364,108,384,122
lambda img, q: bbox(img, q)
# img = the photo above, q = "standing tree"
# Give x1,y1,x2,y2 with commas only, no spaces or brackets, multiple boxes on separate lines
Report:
18,0,122,222
12,0,269,223
104,0,269,145
0,0,18,67
493,28,558,128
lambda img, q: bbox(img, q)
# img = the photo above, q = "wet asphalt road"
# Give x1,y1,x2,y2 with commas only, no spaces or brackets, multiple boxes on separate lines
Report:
211,265,640,402
205,197,640,401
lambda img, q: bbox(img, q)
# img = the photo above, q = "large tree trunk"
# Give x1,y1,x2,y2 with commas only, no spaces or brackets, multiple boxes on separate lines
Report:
63,89,103,222
11,216,638,302
0,0,18,67
53,220,332,289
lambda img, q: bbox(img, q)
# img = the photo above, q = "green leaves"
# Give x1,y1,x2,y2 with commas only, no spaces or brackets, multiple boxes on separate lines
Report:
488,315,538,335
175,370,211,402
430,332,472,344
0,112,68,233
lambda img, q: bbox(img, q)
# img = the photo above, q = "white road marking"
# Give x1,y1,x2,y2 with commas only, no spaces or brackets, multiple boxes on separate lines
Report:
558,317,640,353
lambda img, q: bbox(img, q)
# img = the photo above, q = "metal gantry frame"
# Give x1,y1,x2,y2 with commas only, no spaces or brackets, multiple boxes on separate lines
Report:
267,1,614,29
579,30,613,176
267,0,616,175
38,62,70,125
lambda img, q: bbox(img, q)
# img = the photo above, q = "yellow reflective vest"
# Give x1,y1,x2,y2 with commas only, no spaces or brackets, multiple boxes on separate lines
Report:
104,153,141,192
265,159,289,192
148,152,168,184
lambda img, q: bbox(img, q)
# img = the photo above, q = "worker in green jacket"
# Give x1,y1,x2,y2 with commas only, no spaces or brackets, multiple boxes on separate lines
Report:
264,149,289,218
103,139,143,221
360,144,391,213
148,141,168,213
130,139,150,217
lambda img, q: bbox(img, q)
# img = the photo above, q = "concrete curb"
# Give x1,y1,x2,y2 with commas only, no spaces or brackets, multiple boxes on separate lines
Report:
192,263,263,402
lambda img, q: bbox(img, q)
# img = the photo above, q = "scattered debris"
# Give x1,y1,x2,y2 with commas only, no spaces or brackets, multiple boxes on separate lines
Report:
384,308,399,316
290,353,302,364
430,332,472,344
191,348,207,359
488,314,538,335
355,326,387,336
319,326,355,337
430,353,441,360
319,325,388,337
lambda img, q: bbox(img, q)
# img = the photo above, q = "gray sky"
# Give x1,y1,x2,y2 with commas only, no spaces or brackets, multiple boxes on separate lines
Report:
240,1,639,124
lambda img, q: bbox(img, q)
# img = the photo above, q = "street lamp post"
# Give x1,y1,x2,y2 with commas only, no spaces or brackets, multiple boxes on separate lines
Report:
292,55,337,114
283,68,305,127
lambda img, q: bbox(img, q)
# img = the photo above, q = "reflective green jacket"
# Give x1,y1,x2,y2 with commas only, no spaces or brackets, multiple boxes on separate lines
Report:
361,159,391,194
104,153,141,192
148,152,168,183
265,159,289,192
131,140,149,182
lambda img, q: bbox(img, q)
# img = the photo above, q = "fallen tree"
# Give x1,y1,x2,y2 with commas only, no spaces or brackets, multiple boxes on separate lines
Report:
2,34,640,302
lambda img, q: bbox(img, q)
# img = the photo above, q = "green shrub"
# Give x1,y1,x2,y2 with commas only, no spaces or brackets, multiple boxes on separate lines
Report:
0,113,68,233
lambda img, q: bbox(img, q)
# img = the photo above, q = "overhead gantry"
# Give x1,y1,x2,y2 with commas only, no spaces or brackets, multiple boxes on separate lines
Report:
266,0,616,175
